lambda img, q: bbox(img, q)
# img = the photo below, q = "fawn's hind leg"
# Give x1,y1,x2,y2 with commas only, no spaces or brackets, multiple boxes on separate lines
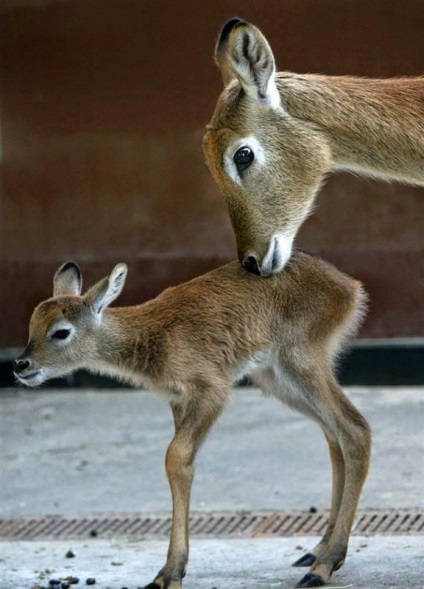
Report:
296,381,371,588
258,364,371,588
253,366,346,568
292,429,345,568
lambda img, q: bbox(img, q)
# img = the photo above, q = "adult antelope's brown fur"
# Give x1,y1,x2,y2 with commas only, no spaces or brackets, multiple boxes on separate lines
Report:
203,18,424,276
15,254,370,588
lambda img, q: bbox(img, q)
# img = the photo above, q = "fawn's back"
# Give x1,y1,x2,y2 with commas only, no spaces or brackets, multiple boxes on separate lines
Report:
127,252,365,387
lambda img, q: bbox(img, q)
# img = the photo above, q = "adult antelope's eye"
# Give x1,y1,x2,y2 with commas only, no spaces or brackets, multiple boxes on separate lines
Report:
51,329,71,340
234,146,254,172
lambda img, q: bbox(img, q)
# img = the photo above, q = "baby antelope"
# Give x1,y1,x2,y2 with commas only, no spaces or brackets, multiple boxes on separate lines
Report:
15,253,371,588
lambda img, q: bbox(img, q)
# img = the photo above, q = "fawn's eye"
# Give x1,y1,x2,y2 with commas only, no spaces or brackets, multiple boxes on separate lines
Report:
234,146,254,172
51,329,71,341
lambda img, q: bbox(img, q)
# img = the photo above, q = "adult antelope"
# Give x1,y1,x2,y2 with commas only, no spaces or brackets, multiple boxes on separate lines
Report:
15,254,370,588
203,18,424,276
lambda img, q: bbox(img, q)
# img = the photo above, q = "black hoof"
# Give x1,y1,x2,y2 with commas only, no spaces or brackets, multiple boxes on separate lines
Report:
296,573,325,588
292,553,317,567
142,583,161,589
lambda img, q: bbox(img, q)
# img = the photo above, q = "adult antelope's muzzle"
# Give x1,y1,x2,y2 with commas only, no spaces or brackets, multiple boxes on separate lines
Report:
242,232,295,277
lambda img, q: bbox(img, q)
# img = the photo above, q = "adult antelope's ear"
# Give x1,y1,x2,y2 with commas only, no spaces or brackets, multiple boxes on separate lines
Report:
84,263,128,315
53,261,82,297
215,18,280,108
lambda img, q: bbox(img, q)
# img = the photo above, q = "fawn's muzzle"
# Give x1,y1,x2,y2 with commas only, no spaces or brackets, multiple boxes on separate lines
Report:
14,357,32,373
13,356,41,384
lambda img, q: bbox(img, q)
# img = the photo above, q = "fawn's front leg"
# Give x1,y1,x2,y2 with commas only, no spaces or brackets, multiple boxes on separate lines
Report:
143,387,229,589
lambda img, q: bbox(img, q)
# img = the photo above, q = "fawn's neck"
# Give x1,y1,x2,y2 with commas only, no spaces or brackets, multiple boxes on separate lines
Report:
278,74,424,184
87,305,158,387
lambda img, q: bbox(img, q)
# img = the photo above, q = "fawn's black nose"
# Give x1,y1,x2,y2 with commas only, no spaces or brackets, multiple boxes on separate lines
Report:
242,255,260,276
14,358,31,374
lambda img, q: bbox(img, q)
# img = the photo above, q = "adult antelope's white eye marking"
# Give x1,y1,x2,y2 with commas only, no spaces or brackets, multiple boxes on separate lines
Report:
224,136,266,184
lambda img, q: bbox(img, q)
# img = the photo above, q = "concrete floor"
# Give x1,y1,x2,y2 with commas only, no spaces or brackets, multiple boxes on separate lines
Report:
1,387,423,516
1,386,423,589
2,536,424,589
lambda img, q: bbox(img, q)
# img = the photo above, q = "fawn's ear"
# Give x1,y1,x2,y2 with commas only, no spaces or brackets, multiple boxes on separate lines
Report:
215,18,280,107
84,263,128,315
53,261,82,297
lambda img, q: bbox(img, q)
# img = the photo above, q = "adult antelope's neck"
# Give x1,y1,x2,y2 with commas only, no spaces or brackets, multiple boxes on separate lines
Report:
277,73,424,184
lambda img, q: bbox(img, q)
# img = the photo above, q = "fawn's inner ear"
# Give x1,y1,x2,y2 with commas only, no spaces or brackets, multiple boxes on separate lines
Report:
84,264,128,315
53,261,82,297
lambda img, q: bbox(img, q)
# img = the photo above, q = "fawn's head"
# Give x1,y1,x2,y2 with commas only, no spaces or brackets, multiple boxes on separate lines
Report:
203,18,330,276
14,261,128,387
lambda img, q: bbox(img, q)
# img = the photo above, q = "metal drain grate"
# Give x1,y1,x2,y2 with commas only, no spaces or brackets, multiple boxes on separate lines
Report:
0,509,422,541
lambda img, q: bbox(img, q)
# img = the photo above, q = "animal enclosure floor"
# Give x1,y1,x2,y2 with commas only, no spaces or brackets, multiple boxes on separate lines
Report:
1,536,423,589
1,387,423,516
1,386,423,588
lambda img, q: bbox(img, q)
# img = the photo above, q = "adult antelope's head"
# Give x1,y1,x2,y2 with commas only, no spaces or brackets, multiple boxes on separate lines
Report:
203,18,331,276
14,261,128,387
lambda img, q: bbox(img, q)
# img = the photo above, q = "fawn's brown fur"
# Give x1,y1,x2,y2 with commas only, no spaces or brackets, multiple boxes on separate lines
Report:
15,253,371,588
203,18,424,276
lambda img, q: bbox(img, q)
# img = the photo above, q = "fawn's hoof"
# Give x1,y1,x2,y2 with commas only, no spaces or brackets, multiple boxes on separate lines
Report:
296,573,325,588
143,577,182,589
292,553,317,567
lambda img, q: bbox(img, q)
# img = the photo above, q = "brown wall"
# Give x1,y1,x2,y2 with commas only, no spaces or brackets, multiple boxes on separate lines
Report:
1,0,424,347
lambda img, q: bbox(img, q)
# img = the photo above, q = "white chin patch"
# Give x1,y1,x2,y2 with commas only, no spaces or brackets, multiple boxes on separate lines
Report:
16,371,44,388
261,232,294,275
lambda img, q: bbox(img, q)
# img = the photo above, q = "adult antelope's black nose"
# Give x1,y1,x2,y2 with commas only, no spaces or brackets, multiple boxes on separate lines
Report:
242,255,260,276
14,358,31,374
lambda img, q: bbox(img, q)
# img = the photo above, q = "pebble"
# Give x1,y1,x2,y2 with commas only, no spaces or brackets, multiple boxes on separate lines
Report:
65,549,76,558
86,579,96,586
